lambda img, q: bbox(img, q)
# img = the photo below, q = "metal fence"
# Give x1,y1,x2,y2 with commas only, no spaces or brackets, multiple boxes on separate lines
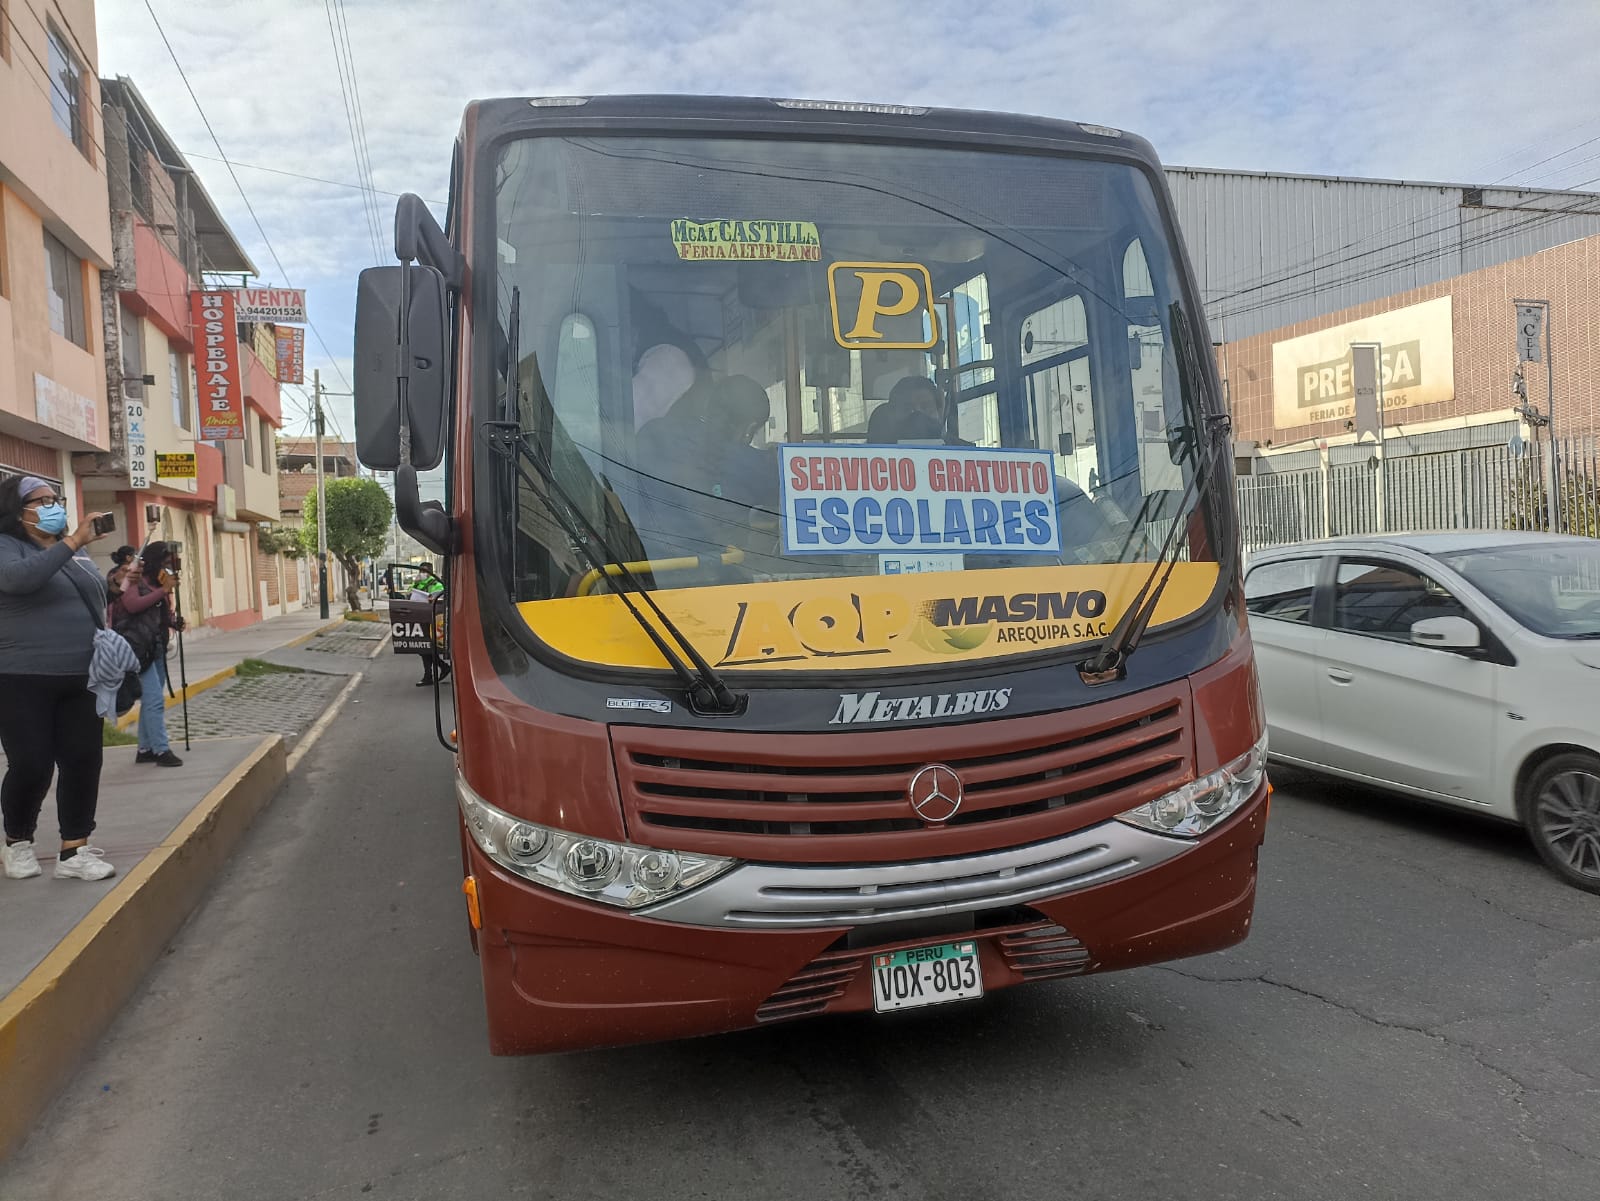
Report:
1237,434,1600,554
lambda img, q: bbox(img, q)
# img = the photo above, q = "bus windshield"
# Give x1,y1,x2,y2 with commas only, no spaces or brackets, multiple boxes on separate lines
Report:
491,134,1226,675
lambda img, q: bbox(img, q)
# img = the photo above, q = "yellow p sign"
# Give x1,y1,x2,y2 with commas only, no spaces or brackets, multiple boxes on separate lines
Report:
827,261,939,349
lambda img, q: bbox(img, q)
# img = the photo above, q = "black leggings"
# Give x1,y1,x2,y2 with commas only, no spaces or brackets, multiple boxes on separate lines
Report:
0,674,103,843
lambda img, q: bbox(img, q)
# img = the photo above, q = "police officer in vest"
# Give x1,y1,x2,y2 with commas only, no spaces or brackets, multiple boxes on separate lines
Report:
410,564,449,687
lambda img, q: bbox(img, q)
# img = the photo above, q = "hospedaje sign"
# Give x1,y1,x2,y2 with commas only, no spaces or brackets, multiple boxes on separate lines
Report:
1270,296,1455,429
190,291,245,440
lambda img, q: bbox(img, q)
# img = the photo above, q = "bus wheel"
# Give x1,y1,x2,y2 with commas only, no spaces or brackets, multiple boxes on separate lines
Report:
1521,752,1600,896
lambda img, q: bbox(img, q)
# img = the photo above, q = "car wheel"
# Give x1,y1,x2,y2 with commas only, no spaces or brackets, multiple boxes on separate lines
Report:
1520,752,1600,895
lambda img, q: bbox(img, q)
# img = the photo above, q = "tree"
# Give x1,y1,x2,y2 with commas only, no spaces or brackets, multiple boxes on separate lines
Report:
300,477,392,610
1505,463,1600,537
255,524,306,559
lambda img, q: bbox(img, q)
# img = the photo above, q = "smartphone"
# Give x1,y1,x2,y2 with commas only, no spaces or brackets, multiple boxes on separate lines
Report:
92,513,116,536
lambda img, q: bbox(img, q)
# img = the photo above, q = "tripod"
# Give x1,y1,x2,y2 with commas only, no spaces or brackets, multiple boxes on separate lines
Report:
168,569,191,752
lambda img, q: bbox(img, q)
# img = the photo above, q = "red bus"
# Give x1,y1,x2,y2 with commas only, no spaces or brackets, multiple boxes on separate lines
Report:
353,95,1268,1054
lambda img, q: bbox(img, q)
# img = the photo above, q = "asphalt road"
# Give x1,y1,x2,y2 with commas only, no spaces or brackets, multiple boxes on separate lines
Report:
4,652,1597,1200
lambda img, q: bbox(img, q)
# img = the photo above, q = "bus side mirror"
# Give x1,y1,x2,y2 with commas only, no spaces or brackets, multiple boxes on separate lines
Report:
353,265,448,471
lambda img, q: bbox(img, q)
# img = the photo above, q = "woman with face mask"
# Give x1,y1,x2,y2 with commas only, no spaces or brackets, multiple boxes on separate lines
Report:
0,475,117,882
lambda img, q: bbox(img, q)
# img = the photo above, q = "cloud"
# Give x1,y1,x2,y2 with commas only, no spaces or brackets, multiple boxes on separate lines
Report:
97,0,1600,440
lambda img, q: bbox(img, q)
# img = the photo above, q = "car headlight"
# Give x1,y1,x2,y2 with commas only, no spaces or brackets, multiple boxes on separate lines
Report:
457,776,738,909
1116,732,1269,838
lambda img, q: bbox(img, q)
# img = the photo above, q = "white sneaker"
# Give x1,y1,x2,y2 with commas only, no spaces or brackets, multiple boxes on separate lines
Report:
3,840,42,879
54,846,115,882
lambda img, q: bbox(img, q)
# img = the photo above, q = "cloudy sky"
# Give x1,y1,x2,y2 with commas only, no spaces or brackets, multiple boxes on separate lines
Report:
97,0,1600,444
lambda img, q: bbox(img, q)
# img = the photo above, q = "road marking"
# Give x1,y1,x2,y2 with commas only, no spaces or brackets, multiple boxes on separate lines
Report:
286,671,365,773
367,630,393,659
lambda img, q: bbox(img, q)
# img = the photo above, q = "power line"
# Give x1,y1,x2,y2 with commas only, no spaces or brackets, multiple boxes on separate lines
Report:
141,0,352,393
1197,127,1600,302
1208,178,1600,317
1497,132,1600,189
1214,178,1600,324
182,154,445,206
333,0,387,259
2,4,110,171
321,0,382,264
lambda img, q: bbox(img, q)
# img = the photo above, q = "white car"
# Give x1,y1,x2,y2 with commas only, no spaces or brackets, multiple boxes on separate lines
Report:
1244,532,1600,894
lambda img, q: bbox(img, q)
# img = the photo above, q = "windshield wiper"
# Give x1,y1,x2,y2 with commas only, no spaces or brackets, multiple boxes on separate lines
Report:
483,421,746,716
488,288,739,713
1080,303,1232,686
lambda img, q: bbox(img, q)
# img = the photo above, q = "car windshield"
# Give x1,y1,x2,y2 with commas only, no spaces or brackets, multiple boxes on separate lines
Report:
490,134,1227,674
1437,541,1600,639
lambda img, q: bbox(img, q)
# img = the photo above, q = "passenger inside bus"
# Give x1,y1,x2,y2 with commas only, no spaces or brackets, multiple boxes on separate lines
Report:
863,381,1132,566
866,375,975,447
626,373,779,566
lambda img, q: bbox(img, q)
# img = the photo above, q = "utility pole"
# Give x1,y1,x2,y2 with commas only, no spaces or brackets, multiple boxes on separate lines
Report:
314,368,330,619
1514,300,1558,532
1350,342,1387,532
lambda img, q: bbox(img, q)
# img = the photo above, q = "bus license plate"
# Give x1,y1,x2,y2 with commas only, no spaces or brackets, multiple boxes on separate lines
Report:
871,941,983,1013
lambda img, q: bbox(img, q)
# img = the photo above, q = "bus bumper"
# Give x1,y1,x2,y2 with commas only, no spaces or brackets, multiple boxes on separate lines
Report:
467,786,1267,1056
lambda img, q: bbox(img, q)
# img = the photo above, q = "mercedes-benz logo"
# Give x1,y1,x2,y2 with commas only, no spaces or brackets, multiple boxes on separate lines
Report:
908,764,963,825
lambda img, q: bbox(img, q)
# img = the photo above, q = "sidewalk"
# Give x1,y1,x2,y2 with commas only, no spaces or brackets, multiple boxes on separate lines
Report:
113,602,352,731
0,603,385,1161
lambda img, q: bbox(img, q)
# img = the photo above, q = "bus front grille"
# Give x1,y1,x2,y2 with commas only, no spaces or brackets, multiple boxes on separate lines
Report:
611,686,1192,863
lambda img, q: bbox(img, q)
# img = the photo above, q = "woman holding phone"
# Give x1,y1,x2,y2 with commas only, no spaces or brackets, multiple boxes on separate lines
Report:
111,541,185,767
0,475,117,882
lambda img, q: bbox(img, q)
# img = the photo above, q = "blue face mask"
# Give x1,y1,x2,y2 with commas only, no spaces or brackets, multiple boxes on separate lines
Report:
35,504,68,536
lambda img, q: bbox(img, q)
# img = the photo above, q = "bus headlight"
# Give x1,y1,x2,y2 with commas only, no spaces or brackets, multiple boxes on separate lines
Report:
1116,733,1268,838
457,776,737,909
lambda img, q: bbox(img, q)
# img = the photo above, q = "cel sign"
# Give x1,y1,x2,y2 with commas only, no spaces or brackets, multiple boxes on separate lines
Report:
1270,296,1454,430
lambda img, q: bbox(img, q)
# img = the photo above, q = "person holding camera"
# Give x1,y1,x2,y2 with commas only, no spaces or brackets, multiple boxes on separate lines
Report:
106,544,137,601
0,475,117,882
111,541,185,767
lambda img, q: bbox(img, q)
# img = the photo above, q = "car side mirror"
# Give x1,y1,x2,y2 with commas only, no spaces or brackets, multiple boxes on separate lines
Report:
1411,615,1481,651
353,265,447,470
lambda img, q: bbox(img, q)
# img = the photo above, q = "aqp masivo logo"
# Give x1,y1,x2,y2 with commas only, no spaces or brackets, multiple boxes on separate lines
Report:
718,587,1111,667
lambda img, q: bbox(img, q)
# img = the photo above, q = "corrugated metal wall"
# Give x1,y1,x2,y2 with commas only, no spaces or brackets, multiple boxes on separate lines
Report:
1163,168,1600,341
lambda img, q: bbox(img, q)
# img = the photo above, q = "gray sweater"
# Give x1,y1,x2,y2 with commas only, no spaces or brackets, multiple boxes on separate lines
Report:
0,533,105,676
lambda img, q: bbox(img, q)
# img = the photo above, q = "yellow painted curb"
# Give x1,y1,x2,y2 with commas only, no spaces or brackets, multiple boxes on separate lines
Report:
113,665,237,732
0,736,287,1164
282,615,346,651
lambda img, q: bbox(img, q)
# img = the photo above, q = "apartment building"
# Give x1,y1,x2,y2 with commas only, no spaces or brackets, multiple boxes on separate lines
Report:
0,0,112,499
